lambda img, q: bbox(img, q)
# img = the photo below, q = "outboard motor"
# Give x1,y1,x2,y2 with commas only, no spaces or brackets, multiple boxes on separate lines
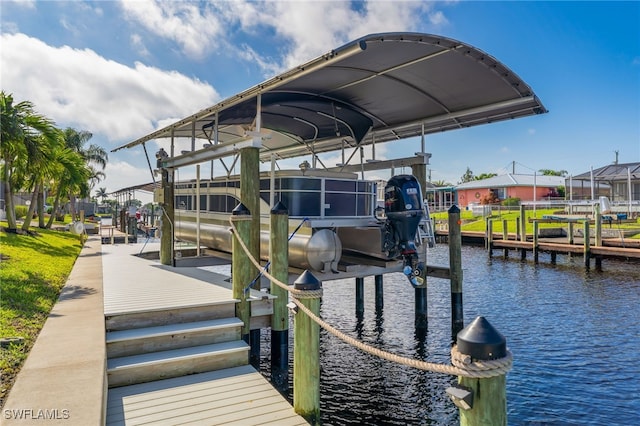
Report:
384,175,425,287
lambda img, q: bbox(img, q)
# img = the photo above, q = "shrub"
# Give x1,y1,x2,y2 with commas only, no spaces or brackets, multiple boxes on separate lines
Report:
14,205,28,220
479,192,500,205
502,197,520,207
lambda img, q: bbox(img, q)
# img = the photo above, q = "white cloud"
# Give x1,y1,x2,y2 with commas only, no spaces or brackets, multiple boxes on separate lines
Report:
7,0,35,9
118,0,225,60
130,33,150,57
231,1,438,73
117,0,448,76
0,32,219,145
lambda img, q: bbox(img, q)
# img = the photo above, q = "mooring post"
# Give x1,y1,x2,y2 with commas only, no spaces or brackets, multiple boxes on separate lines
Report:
487,219,493,257
270,201,289,392
448,205,464,340
415,286,428,329
484,217,490,250
293,270,322,425
583,220,591,268
594,204,602,247
231,204,252,352
454,316,509,426
519,204,526,242
502,219,509,258
159,166,174,266
568,221,574,245
533,220,539,263
374,275,384,312
355,277,365,318
240,147,261,368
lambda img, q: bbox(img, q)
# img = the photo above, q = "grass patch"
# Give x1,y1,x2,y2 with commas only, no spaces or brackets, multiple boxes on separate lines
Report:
431,208,640,235
0,224,83,405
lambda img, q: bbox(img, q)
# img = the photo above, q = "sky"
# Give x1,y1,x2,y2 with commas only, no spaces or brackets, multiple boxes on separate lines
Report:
1,1,639,203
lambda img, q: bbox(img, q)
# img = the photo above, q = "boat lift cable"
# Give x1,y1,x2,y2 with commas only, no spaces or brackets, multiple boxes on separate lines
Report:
242,217,309,295
142,142,156,184
229,217,513,379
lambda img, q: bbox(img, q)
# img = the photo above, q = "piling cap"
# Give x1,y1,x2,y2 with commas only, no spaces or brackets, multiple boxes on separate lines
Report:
457,316,506,360
232,203,250,216
294,270,322,290
448,205,460,214
271,201,289,215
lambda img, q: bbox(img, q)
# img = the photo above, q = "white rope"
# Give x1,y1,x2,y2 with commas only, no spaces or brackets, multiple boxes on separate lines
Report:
229,217,512,378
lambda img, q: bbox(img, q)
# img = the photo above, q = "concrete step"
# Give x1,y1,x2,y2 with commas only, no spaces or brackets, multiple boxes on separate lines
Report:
106,318,244,358
105,301,237,331
107,340,250,388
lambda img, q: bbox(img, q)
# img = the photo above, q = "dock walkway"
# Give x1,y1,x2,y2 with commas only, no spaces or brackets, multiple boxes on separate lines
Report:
102,243,306,425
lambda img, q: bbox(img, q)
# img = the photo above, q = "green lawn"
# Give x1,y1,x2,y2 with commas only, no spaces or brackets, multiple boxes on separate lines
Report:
0,224,83,404
431,208,640,237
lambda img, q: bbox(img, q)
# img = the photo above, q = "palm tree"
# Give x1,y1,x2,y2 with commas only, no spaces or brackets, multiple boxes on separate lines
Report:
62,128,108,220
20,131,64,231
432,179,453,187
95,187,108,204
1,91,60,232
45,148,91,229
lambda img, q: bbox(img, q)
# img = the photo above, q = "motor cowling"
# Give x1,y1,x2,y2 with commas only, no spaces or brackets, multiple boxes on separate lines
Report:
384,175,425,287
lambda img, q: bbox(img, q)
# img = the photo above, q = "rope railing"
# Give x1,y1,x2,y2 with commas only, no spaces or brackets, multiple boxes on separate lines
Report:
229,217,512,378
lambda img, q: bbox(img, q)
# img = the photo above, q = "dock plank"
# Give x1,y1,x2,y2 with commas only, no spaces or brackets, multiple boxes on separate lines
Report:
107,366,306,426
102,243,237,317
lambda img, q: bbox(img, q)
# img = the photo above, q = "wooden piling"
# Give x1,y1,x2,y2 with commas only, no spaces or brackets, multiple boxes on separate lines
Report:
595,204,602,247
456,317,508,426
240,146,261,368
487,219,494,257
374,275,383,312
533,221,539,263
231,204,252,348
519,204,526,242
355,277,364,319
448,205,464,340
293,271,322,424
568,222,574,245
415,287,428,329
502,219,509,258
583,220,591,268
160,168,174,266
270,201,289,392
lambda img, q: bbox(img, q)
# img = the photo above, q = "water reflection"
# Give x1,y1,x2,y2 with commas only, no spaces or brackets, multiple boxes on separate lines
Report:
254,245,640,425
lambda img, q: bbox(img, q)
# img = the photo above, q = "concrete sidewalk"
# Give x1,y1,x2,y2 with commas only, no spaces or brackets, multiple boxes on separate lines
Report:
2,236,107,425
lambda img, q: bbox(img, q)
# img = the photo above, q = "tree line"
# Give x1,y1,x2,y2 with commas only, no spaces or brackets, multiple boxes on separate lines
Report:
1,91,108,233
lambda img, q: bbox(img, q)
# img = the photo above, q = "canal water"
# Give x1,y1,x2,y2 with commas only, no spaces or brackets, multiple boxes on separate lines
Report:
257,244,640,425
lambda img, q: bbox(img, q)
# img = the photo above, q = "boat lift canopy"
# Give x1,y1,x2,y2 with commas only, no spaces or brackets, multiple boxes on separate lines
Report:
113,32,546,167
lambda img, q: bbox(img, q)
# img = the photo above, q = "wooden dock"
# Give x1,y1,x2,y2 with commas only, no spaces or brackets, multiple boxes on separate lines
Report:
102,242,307,425
435,229,640,265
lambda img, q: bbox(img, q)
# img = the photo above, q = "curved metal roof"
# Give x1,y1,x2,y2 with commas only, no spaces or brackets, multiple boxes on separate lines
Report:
113,32,546,161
